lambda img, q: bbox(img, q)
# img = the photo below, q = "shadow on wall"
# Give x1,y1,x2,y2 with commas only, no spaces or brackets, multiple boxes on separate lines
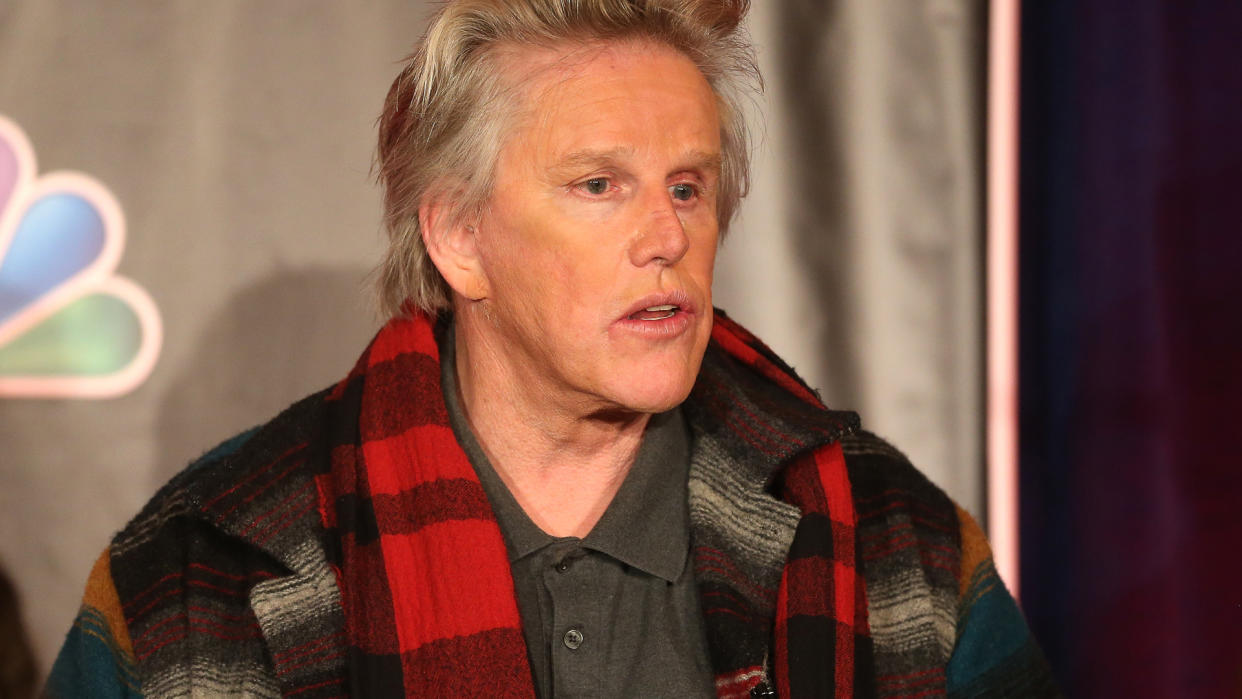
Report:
153,266,379,488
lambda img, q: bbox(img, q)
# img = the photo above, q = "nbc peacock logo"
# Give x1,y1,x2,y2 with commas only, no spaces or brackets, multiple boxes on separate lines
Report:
0,115,161,399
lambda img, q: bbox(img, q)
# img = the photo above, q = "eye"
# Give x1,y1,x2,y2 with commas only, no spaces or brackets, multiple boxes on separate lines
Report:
583,177,610,195
670,183,697,201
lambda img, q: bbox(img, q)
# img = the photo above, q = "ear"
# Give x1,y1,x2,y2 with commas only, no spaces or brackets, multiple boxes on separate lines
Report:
420,196,490,301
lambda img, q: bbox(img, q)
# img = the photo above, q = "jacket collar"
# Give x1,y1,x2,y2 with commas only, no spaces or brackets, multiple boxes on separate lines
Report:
686,311,859,486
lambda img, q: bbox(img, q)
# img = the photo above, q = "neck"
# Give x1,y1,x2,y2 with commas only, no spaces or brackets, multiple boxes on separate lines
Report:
452,308,650,538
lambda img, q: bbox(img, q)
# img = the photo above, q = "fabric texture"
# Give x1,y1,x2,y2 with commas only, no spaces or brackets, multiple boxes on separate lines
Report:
42,551,141,699
46,310,1056,698
314,314,533,696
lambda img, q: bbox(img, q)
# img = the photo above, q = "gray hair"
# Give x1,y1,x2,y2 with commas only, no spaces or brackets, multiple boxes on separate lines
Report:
375,0,759,317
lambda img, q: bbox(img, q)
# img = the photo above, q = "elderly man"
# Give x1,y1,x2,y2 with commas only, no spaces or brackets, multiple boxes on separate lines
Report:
47,0,1056,697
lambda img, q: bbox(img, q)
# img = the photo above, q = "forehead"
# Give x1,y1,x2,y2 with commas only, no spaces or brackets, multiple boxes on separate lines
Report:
496,39,722,166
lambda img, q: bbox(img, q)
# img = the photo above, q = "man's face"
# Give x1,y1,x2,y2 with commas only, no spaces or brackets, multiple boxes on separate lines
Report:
471,40,722,417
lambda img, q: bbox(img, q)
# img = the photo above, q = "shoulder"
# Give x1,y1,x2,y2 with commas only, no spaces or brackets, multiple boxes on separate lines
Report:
839,430,962,668
45,550,142,698
113,386,333,557
135,387,331,519
837,432,1059,696
46,389,337,698
100,388,336,690
947,507,1061,696
840,429,961,544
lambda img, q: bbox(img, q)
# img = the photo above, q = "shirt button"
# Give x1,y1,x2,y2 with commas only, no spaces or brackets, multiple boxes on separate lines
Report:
554,559,571,573
563,627,584,650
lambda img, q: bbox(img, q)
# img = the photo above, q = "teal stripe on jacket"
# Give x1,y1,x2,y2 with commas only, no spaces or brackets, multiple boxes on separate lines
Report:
45,603,143,698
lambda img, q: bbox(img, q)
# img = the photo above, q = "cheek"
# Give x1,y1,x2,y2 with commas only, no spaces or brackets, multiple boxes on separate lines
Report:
479,221,551,295
510,255,583,325
689,227,720,281
697,239,719,274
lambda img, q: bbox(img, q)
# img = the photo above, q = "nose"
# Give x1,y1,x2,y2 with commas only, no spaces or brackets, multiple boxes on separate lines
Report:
628,191,690,267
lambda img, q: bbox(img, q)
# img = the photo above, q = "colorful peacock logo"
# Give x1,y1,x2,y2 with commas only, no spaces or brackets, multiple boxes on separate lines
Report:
0,115,161,399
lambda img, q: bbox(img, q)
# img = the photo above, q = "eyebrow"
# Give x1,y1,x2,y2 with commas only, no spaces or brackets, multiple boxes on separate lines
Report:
552,146,635,172
679,149,724,176
551,147,723,176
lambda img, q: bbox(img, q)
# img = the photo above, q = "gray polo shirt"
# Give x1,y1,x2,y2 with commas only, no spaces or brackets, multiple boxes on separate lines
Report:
439,327,715,698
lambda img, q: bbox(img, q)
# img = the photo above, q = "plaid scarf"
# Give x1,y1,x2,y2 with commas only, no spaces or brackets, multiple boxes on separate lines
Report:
311,311,870,697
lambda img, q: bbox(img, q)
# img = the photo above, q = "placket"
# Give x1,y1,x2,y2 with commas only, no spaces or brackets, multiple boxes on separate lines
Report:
542,543,604,698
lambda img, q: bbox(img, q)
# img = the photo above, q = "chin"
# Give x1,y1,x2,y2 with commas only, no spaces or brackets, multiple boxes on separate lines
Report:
592,332,709,415
622,392,691,416
605,367,699,416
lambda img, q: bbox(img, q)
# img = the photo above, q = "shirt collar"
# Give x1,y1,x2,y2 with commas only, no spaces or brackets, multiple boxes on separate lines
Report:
580,407,690,583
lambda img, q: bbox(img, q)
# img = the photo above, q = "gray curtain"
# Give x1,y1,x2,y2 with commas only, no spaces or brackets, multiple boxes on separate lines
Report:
716,0,986,513
0,0,985,674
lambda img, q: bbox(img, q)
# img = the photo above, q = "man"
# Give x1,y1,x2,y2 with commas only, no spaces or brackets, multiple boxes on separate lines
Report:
47,0,1057,696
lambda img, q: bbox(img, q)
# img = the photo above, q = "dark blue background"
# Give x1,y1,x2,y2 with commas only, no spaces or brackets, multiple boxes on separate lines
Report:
1019,2,1242,696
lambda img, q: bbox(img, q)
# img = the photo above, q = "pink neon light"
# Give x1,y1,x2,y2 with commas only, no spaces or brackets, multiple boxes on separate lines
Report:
987,0,1022,598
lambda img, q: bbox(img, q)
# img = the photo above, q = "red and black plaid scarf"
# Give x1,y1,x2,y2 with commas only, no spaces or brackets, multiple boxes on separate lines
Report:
312,312,869,697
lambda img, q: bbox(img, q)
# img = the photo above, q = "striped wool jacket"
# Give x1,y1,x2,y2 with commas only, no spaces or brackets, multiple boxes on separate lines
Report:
46,311,1057,697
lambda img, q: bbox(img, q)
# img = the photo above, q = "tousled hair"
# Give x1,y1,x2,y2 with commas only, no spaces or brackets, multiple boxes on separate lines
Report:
375,0,759,317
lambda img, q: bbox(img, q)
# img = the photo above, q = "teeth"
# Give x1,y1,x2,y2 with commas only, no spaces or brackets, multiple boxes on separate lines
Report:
629,303,679,321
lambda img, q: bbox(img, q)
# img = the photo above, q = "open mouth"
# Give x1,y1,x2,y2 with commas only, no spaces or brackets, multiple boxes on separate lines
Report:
628,304,679,321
